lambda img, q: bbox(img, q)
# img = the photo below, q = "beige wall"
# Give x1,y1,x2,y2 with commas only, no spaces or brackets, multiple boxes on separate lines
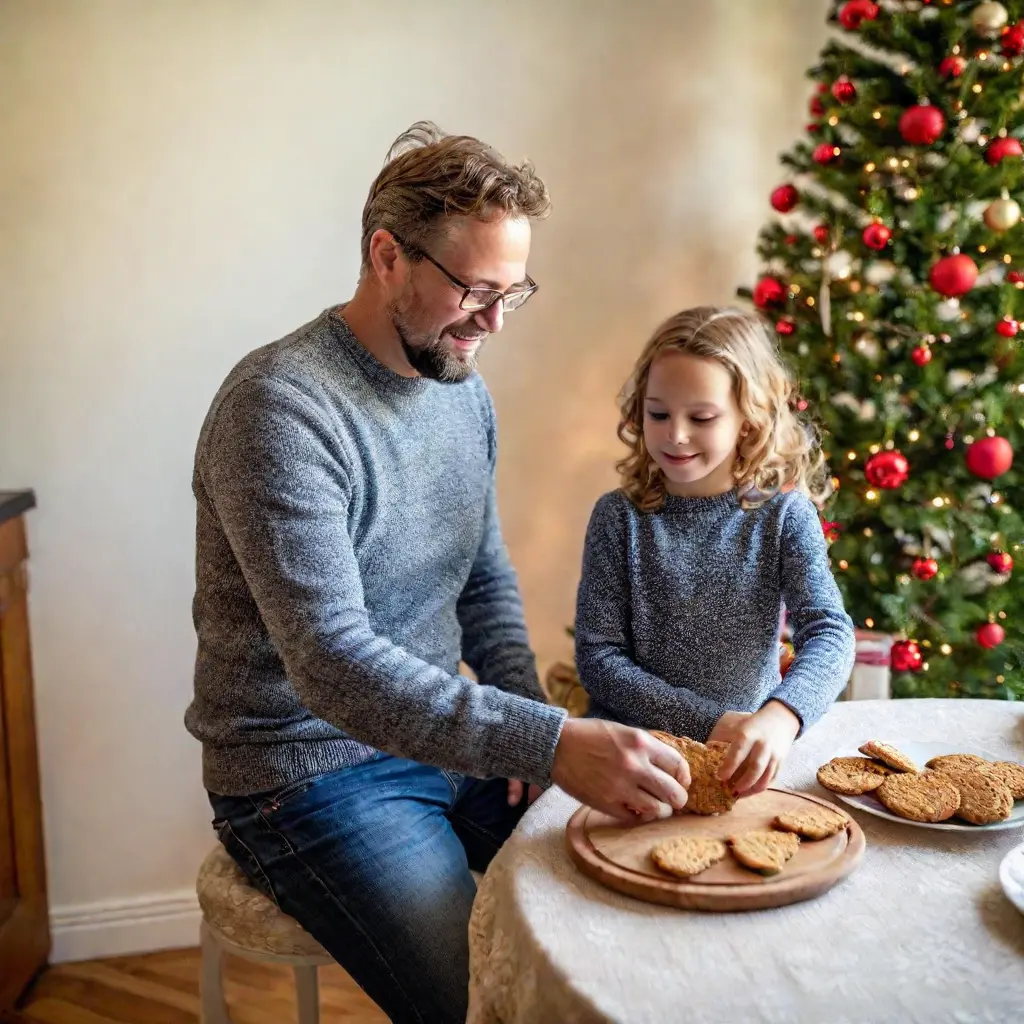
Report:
0,0,828,958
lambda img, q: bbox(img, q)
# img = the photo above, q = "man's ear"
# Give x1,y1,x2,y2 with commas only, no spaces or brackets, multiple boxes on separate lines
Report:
368,229,402,284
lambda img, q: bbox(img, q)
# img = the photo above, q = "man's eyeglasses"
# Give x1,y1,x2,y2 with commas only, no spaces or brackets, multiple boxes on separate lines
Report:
391,233,538,313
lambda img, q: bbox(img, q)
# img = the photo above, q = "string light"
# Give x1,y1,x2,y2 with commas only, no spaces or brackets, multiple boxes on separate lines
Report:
979,51,990,61
838,560,849,570
1003,62,1013,72
807,296,816,306
865,618,875,627
829,116,839,126
932,497,945,507
847,451,857,460
997,674,1006,683
865,162,876,172
941,644,953,655
791,284,802,294
872,110,882,120
888,157,900,169
992,493,1002,504
904,188,919,200
979,245,988,253
909,430,920,441
864,528,873,537
972,83,983,93
866,490,879,501
869,444,881,454
999,611,1008,620
1004,254,1013,264
901,159,910,168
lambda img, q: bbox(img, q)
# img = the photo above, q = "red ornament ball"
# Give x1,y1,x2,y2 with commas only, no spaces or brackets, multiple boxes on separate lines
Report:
1002,23,1024,56
771,184,799,212
775,318,796,336
810,96,825,116
891,640,923,673
840,0,879,30
753,277,787,309
929,253,978,297
996,318,1019,337
939,55,967,78
831,78,857,104
813,224,831,245
911,345,932,367
912,558,939,581
985,137,1023,166
821,519,841,542
1007,270,1024,285
865,450,910,489
965,436,1014,479
862,222,891,250
976,623,1006,650
899,104,945,145
813,143,841,165
987,551,1014,574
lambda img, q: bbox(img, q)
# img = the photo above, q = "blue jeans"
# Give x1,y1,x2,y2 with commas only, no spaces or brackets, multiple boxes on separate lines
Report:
208,754,528,1024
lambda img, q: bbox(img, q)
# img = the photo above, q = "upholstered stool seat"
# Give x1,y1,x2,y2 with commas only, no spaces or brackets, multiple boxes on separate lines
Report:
197,843,484,1023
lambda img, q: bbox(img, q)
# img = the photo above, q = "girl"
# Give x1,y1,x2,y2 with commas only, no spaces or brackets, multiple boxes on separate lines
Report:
575,306,855,799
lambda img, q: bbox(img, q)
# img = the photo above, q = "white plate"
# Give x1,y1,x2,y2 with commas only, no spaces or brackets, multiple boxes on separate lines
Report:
1000,842,1024,915
832,741,1024,833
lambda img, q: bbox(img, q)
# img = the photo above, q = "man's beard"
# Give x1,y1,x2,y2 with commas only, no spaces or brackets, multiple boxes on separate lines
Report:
387,300,484,384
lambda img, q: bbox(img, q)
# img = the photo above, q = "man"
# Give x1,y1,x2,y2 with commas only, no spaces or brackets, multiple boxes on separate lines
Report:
185,122,690,1023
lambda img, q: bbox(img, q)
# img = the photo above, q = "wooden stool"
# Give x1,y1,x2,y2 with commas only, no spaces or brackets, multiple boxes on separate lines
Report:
196,845,332,1024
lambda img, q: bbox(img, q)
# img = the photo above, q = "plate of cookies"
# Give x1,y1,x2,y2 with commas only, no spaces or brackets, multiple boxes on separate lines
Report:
566,734,865,912
817,740,1024,832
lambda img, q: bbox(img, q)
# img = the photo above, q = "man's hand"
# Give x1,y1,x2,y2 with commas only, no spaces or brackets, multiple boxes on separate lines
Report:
507,780,545,807
717,700,801,797
550,718,691,823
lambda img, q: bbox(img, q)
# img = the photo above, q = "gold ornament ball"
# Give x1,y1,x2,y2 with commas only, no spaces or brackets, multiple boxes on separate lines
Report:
984,197,1022,232
972,1,1009,38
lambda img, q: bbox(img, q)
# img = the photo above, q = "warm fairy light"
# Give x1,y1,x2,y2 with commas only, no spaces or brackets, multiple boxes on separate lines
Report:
850,280,862,293
888,157,900,169
909,430,920,441
1004,62,1013,72
941,644,953,655
901,159,910,168
866,490,879,501
847,451,857,460
872,110,882,119
852,311,865,321
838,560,849,570
988,428,997,437
952,44,961,55
932,497,945,508
865,162,876,172
992,493,1002,504
997,674,1006,683
807,296,816,306
1017,384,1024,394
791,284,801,294
922,662,930,672
866,618,875,627
832,351,841,362
945,497,952,506
869,444,881,454
979,51,989,61
999,611,1007,620
904,188,919,200
972,84,983,93
979,245,988,253
864,528,873,537
829,115,839,126
832,476,841,489
1004,254,1013,264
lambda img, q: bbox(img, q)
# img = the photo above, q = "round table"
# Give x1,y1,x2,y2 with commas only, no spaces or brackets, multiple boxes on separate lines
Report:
468,699,1024,1024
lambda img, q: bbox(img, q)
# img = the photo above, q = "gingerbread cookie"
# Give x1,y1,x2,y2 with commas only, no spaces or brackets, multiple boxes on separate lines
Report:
983,761,1024,801
650,836,728,879
816,757,890,795
772,806,850,840
728,830,800,875
651,732,737,815
876,771,960,823
925,753,988,772
858,741,918,773
944,768,1013,825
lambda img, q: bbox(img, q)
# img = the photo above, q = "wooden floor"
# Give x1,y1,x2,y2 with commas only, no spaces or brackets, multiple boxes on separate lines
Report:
7,947,388,1023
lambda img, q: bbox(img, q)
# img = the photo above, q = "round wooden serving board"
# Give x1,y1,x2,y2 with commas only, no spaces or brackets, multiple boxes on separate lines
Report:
566,788,865,912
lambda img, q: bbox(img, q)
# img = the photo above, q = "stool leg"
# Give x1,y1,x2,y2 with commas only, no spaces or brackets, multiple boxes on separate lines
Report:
294,964,320,1024
200,920,232,1024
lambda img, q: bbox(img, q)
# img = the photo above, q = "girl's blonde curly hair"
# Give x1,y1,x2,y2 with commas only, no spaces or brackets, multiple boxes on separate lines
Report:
617,306,831,512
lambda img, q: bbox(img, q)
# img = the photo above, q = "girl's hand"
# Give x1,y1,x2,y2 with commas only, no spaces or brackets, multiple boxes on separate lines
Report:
707,710,753,745
717,701,801,797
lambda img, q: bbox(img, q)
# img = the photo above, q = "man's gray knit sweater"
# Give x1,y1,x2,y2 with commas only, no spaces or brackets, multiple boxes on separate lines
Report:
185,308,567,797
575,489,855,739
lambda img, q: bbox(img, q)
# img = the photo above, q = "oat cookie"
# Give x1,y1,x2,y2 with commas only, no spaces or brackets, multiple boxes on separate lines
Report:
728,830,800,875
772,806,850,840
943,768,1014,825
983,761,1024,801
925,753,988,772
651,732,737,815
816,757,890,795
858,741,918,773
650,836,728,879
876,771,960,822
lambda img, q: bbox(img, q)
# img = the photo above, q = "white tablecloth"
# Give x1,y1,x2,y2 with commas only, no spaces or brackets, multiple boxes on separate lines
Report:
468,699,1024,1024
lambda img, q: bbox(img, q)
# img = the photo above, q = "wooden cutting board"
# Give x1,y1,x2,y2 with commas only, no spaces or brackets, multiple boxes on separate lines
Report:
566,788,865,912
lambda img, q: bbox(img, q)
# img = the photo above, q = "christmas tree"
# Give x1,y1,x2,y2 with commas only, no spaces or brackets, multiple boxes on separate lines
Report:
740,0,1024,699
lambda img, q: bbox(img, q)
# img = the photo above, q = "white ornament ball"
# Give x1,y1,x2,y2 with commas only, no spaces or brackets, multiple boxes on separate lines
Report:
984,197,1021,232
972,2,1009,38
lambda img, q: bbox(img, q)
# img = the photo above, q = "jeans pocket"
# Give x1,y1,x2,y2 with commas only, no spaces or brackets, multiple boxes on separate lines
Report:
214,819,279,905
257,772,332,816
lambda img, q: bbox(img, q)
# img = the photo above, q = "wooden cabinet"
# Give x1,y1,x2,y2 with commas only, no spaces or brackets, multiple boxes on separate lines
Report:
0,492,49,1010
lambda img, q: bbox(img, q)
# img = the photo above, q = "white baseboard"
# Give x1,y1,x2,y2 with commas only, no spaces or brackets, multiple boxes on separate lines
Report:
51,889,201,963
